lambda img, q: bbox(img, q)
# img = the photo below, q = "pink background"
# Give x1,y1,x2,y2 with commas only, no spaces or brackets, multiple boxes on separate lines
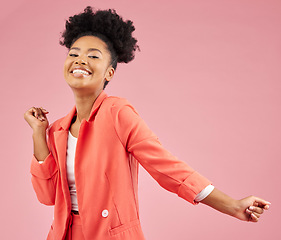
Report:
1,0,280,239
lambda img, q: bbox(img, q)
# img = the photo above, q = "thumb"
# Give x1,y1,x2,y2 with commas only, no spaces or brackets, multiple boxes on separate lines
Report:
40,107,49,114
252,196,271,209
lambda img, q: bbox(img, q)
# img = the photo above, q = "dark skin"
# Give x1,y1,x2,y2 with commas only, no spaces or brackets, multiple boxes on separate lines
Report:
24,36,115,159
63,36,115,137
24,35,270,223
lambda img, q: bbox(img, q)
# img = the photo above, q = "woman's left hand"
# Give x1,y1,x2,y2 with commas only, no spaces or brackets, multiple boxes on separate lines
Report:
200,188,270,222
234,196,270,222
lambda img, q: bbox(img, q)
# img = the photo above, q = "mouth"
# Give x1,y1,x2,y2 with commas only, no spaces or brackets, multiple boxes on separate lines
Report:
70,68,92,78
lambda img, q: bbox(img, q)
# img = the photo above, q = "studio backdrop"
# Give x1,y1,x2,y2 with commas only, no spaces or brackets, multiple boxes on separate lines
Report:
0,0,280,239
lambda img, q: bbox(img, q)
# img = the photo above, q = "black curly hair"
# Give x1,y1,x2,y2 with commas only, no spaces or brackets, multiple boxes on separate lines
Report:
60,6,139,89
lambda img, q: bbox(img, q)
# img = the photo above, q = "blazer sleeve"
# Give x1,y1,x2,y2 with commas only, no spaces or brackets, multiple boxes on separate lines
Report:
112,101,211,205
30,125,58,206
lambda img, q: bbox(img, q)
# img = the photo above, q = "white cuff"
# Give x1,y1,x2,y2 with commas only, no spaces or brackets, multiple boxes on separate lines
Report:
194,184,215,202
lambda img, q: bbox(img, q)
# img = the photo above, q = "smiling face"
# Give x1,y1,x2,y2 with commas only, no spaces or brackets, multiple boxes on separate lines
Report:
64,35,115,96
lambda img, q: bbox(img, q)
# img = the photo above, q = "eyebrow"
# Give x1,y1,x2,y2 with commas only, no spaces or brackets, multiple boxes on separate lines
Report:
69,47,102,54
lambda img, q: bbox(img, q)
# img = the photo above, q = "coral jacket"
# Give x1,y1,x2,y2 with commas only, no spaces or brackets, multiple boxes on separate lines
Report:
30,91,211,240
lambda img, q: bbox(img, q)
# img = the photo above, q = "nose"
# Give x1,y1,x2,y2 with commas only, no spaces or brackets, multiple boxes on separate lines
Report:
75,58,87,65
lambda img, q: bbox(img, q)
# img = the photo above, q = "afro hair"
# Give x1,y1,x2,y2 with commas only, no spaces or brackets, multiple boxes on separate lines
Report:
60,6,139,71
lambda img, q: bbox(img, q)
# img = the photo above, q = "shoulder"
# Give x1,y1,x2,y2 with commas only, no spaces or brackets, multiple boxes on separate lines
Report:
103,96,138,115
104,96,131,107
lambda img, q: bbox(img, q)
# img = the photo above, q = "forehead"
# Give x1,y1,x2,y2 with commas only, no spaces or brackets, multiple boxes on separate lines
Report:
71,35,109,52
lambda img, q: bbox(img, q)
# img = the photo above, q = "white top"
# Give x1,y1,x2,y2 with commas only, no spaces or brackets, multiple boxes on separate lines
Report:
66,130,79,211
40,131,214,209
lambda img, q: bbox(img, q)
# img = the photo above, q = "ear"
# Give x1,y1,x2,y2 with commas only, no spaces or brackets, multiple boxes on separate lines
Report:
105,67,115,82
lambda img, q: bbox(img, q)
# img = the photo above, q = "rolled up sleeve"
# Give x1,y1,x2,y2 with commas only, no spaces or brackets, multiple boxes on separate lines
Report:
30,153,58,179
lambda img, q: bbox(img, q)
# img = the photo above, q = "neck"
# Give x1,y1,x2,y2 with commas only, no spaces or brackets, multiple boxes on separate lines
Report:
73,90,102,123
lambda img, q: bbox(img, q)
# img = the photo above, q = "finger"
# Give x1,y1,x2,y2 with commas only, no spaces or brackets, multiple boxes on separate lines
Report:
246,209,259,222
249,206,264,215
40,111,49,121
253,203,270,211
38,109,46,119
250,212,259,222
256,202,271,210
246,208,251,215
253,212,261,219
35,108,45,121
40,107,49,113
253,197,271,209
27,107,47,122
31,107,39,118
263,204,270,210
246,209,255,222
35,108,42,119
246,208,261,219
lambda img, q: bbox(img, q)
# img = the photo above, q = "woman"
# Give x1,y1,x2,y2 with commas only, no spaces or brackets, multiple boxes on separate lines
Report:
24,6,270,240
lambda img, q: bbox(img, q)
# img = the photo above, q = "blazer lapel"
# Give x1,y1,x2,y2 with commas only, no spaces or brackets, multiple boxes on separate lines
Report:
53,130,71,208
51,90,108,209
88,91,108,122
53,106,76,209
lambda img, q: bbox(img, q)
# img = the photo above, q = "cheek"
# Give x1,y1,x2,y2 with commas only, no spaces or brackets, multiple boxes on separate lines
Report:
63,61,71,80
89,63,103,76
63,60,71,72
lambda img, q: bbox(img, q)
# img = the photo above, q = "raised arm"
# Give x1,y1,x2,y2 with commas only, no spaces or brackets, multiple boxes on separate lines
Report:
24,106,58,205
24,107,50,161
200,188,270,222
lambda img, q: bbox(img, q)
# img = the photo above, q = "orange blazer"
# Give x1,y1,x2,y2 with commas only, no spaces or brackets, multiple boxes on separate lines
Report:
30,91,211,240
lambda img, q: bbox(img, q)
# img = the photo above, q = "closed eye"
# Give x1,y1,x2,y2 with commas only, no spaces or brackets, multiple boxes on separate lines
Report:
69,53,78,57
89,56,99,59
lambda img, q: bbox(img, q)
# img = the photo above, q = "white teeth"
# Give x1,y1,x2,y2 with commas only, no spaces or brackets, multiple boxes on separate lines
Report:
72,69,90,75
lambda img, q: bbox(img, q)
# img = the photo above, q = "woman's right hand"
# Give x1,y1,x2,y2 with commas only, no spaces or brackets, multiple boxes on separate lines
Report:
24,107,49,133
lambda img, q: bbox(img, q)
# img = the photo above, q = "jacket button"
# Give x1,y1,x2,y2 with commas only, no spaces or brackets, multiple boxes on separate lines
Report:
102,209,109,218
